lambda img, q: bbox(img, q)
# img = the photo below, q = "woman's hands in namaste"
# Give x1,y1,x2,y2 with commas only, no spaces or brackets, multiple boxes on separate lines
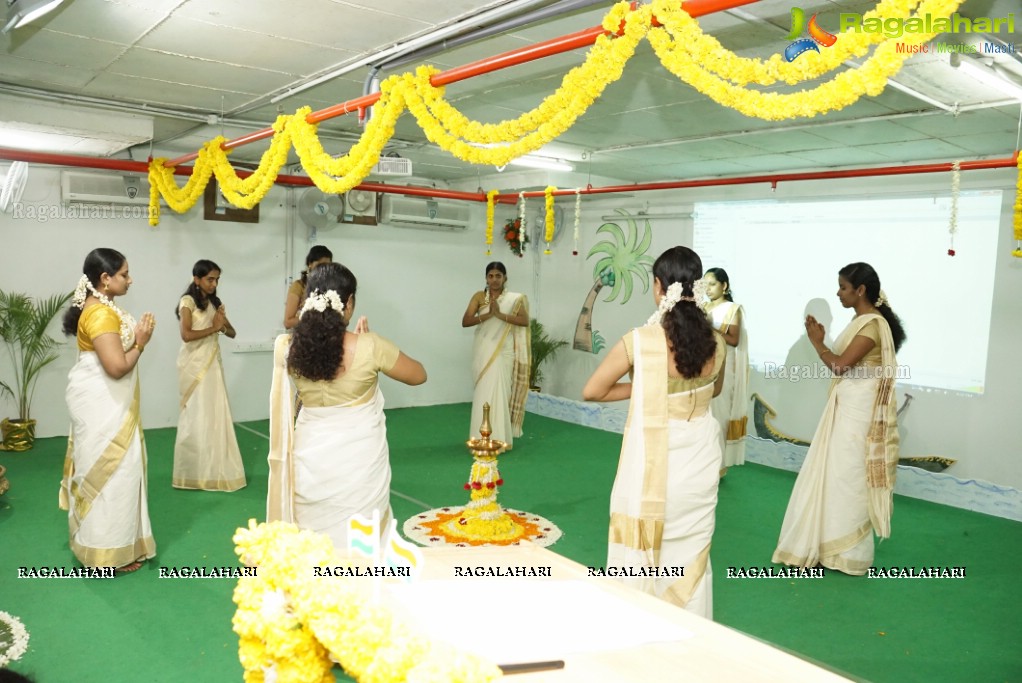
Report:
135,312,155,347
804,315,825,345
212,305,227,331
354,316,369,333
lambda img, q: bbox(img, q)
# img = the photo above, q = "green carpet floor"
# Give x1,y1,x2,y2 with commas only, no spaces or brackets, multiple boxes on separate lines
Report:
1,404,1020,682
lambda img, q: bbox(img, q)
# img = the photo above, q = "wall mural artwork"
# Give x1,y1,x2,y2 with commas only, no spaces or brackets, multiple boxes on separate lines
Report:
573,210,654,353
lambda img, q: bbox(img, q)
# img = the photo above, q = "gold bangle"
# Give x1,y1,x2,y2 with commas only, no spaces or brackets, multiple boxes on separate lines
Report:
132,343,144,353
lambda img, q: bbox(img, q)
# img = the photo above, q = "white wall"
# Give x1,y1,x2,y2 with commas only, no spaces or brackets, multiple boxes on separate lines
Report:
530,168,1022,490
3,164,1020,491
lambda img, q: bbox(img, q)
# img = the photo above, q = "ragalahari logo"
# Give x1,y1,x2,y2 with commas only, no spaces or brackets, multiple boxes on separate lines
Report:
784,7,837,62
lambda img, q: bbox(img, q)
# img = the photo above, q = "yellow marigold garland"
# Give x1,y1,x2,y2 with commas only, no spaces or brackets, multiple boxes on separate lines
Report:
1013,151,1022,257
544,186,556,254
650,0,947,86
231,520,502,683
146,0,972,224
485,189,499,254
402,4,649,165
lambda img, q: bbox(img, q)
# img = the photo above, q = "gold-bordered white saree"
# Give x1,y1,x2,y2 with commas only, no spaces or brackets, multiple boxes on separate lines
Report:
470,291,530,448
172,296,246,491
608,326,724,619
61,305,156,568
267,332,397,549
772,313,899,575
706,301,749,467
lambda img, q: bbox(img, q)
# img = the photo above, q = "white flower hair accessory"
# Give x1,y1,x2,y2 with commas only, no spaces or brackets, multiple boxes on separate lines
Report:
875,289,888,307
72,274,90,309
299,289,345,319
645,278,709,327
72,273,135,349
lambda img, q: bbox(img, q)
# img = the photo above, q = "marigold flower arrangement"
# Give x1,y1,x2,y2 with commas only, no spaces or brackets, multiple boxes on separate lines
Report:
504,218,528,257
145,0,967,225
1014,151,1022,258
231,520,502,683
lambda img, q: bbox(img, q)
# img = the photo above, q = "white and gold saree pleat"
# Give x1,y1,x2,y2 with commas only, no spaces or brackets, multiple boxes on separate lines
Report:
708,302,749,467
172,297,246,491
608,326,721,619
470,291,530,448
62,352,155,568
266,334,392,549
773,314,899,575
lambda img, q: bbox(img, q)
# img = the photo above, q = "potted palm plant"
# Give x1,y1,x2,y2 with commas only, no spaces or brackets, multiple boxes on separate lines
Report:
0,290,72,451
529,319,568,392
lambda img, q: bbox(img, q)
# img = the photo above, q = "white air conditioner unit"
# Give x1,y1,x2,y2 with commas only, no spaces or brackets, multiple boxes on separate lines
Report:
61,171,153,206
381,194,471,231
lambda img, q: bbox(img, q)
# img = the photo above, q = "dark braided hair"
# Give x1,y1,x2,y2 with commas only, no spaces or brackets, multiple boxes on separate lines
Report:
839,262,906,352
287,262,356,380
62,248,126,336
175,259,223,319
654,246,718,378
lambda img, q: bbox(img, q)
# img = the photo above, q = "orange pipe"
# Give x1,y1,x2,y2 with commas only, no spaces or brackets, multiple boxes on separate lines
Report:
164,0,761,166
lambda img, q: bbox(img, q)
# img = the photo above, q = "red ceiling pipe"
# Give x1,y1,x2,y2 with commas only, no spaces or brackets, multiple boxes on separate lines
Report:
163,0,761,167
0,147,489,200
493,153,1022,201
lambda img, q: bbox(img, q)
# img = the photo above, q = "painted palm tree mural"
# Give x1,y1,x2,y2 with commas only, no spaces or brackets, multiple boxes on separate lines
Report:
573,210,654,352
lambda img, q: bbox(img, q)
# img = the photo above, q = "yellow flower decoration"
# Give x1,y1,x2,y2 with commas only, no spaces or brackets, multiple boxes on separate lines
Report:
146,0,964,225
230,521,502,683
544,186,557,253
486,189,499,253
1014,151,1022,256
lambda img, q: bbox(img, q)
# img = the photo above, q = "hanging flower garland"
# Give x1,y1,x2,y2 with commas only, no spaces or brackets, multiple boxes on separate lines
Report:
573,188,582,256
401,3,650,166
649,0,951,87
948,160,960,256
1014,150,1022,257
146,0,965,224
544,186,557,254
232,520,501,683
485,189,499,255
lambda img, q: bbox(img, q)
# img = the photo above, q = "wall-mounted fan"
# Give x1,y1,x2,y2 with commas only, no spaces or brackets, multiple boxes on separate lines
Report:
0,162,28,213
342,189,378,225
298,187,344,231
533,205,565,244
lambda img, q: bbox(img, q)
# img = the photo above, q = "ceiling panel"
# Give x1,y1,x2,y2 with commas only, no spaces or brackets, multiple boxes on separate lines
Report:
0,0,1018,188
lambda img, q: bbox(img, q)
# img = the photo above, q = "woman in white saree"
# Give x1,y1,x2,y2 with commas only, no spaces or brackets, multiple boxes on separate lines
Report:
584,247,726,619
172,259,246,492
703,267,749,475
266,263,426,549
773,262,905,575
60,248,156,573
461,262,530,449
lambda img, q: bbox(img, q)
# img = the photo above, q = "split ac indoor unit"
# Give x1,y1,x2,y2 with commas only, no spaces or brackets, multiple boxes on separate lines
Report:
381,194,471,231
61,171,152,206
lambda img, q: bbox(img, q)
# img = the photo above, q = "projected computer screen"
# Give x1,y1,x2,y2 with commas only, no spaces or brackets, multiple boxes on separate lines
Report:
693,191,1002,394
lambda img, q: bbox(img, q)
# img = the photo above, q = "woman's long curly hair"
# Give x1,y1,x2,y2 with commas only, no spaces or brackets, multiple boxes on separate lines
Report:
654,246,717,378
287,262,356,381
175,259,222,319
62,248,126,336
839,262,906,352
